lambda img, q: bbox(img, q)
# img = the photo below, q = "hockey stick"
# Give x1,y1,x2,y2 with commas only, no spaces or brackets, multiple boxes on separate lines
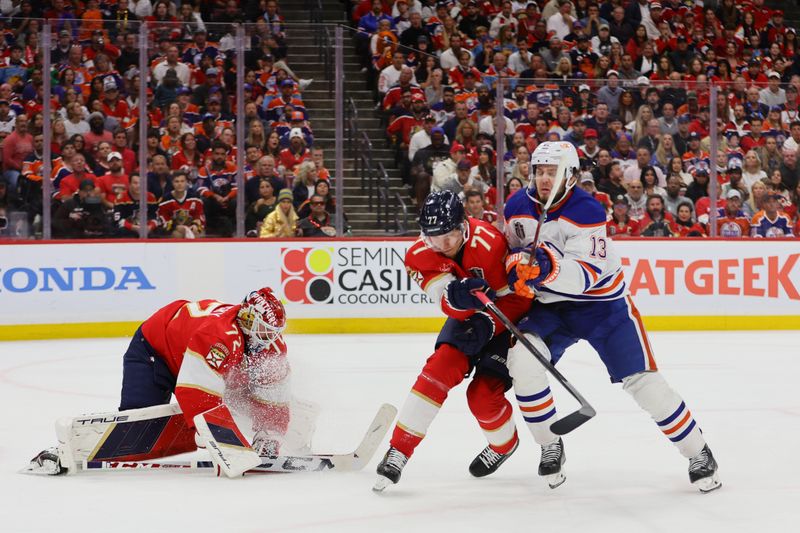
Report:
82,403,397,474
474,292,595,435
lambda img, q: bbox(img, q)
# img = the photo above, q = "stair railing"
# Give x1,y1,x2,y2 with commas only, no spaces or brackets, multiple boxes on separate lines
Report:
393,192,410,235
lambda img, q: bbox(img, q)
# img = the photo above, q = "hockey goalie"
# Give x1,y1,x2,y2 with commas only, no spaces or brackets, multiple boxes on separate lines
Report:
26,287,320,478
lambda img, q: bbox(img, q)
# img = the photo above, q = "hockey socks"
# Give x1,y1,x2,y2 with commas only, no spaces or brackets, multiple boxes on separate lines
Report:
467,375,518,454
516,387,558,444
622,372,706,458
507,333,560,446
391,345,470,457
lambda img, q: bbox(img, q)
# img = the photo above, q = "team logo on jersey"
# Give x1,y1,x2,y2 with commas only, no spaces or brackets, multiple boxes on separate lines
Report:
406,267,424,285
206,344,228,370
514,221,526,240
281,247,335,304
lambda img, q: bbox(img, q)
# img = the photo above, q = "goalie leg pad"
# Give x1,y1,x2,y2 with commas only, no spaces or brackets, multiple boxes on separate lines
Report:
622,371,706,458
194,404,261,478
507,333,559,446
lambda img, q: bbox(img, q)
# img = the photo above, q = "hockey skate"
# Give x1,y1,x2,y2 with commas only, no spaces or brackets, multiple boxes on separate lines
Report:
22,448,67,476
539,437,566,489
469,440,519,478
689,445,721,493
373,447,408,492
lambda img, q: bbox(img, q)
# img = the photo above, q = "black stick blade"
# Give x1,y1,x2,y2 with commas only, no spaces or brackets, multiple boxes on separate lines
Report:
549,406,596,436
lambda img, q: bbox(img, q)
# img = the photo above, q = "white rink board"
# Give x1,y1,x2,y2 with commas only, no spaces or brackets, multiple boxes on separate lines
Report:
0,240,798,328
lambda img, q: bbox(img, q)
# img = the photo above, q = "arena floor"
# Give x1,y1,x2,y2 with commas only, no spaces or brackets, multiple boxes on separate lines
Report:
1,332,798,532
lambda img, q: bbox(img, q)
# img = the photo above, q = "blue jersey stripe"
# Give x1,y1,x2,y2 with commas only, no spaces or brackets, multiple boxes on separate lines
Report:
669,420,697,442
657,402,686,427
516,388,551,402
523,409,557,424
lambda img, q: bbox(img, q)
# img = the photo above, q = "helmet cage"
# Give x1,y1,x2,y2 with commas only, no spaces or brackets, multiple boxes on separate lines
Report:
238,289,286,353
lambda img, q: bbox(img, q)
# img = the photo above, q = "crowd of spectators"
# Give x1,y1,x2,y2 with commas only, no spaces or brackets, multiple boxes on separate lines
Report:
353,0,800,238
0,0,349,240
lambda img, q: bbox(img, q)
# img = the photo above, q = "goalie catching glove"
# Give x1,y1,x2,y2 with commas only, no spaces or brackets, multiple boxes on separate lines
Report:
505,244,559,298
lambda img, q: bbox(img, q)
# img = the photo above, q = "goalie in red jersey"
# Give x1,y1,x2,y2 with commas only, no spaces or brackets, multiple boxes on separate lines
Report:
121,288,292,455
374,190,531,491
28,288,310,476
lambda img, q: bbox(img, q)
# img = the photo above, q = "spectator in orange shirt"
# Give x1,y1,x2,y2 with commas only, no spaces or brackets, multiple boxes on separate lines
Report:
717,189,751,238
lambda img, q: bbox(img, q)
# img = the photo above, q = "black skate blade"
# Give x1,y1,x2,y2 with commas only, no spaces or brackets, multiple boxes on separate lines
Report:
549,406,596,435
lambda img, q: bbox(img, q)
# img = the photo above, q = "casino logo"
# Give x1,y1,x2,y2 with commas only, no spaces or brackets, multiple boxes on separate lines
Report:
280,247,335,304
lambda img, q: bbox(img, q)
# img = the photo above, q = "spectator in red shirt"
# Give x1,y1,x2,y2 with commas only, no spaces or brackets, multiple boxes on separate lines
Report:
97,151,130,209
58,153,99,200
675,201,707,237
100,78,131,128
606,194,640,238
112,129,137,175
83,112,114,154
279,128,310,178
2,113,33,191
639,194,678,237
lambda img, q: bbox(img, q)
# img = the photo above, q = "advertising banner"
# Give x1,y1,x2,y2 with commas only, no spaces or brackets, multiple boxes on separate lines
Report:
0,239,798,339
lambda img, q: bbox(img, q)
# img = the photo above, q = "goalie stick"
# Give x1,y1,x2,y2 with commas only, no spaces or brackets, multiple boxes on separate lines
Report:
474,291,595,435
82,403,397,474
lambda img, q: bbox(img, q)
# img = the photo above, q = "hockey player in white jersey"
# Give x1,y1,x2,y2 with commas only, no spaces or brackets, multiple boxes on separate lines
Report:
501,141,721,493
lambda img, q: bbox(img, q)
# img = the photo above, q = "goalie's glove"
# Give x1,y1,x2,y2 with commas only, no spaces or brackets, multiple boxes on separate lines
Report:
505,245,560,298
451,312,495,357
251,430,281,457
445,277,495,311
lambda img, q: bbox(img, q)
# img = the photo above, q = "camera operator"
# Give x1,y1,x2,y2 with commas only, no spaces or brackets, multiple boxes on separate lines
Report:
53,179,109,239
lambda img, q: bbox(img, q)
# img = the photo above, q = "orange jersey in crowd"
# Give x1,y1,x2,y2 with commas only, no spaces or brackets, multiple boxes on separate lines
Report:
140,300,289,433
404,217,530,330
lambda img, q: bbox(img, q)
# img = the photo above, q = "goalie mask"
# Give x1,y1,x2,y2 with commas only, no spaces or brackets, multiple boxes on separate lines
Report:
237,288,286,353
528,141,580,205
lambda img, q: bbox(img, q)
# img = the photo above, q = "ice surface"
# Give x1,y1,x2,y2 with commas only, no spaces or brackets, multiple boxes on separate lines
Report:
1,332,799,532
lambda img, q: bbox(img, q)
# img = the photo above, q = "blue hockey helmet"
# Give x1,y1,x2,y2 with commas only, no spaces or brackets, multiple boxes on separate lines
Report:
418,190,465,237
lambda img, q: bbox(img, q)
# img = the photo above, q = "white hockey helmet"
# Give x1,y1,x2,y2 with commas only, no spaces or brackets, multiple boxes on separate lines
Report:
237,287,286,353
528,141,580,203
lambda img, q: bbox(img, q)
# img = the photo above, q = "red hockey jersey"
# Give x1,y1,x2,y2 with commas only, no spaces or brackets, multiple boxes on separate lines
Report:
404,217,530,332
140,300,289,434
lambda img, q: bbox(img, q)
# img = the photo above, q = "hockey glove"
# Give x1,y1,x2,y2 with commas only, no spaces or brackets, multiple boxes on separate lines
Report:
251,430,280,457
529,245,559,288
505,245,560,297
445,278,495,311
451,312,495,357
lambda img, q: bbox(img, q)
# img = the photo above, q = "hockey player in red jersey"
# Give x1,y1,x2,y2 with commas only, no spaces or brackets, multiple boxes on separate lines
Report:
374,190,531,491
119,288,291,456
28,288,293,476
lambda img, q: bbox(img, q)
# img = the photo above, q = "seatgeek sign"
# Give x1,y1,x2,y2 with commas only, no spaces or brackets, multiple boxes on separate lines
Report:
0,240,798,331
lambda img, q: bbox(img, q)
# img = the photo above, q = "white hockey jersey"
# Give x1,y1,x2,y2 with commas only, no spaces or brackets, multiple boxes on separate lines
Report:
504,187,627,303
